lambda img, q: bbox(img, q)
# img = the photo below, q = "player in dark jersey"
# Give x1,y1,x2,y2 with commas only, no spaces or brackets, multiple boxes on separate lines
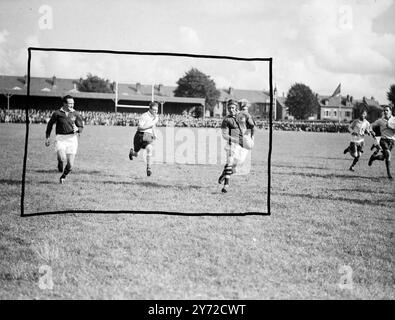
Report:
218,99,252,193
45,95,84,183
368,106,395,179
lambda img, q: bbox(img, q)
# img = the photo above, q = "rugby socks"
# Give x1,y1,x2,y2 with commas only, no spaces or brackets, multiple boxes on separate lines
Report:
218,166,226,184
57,160,63,173
63,163,72,177
221,165,233,193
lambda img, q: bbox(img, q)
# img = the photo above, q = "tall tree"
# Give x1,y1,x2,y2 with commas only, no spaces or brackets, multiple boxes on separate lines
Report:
285,83,319,120
174,68,220,116
77,73,114,93
387,84,395,106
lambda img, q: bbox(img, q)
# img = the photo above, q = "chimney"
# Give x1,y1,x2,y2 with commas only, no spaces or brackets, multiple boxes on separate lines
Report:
158,84,163,95
23,74,27,86
52,76,57,89
229,87,234,96
73,83,78,92
136,82,141,94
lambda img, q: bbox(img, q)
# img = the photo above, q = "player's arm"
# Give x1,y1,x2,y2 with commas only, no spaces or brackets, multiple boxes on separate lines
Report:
45,112,57,146
348,120,357,135
365,123,375,138
74,113,84,134
247,115,256,138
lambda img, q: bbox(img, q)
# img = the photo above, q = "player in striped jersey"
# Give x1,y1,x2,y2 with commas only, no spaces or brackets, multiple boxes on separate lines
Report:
343,109,373,172
218,99,254,193
368,106,395,180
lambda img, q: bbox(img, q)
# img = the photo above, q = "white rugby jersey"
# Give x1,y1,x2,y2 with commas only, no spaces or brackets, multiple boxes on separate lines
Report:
137,111,158,134
372,116,395,140
349,119,371,143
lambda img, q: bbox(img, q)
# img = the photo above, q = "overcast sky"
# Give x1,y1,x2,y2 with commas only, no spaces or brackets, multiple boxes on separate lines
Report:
0,0,394,102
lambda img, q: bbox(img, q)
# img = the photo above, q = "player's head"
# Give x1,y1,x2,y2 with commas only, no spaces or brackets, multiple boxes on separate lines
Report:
227,99,238,116
383,105,392,119
149,101,159,116
238,99,250,111
62,95,75,110
359,109,368,120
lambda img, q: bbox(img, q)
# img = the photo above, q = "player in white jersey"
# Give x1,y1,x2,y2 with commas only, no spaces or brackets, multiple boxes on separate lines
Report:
343,109,373,171
368,106,395,180
129,101,159,176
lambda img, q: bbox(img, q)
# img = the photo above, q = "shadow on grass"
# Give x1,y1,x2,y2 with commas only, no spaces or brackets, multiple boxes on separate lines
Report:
32,169,102,175
273,171,383,182
272,192,393,207
301,156,349,161
0,179,21,185
332,188,385,195
101,180,203,190
272,164,329,170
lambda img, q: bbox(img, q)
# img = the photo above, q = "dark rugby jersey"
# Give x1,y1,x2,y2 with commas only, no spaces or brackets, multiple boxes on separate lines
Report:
45,108,84,138
221,115,244,145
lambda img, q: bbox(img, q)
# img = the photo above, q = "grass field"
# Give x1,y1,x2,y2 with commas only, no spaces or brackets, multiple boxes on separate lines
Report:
0,123,394,299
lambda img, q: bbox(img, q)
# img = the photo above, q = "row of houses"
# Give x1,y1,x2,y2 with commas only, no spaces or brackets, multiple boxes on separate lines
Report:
0,75,385,122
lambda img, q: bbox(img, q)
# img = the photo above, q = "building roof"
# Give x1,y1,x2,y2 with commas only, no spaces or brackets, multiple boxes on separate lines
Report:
218,87,270,104
0,75,204,105
276,96,286,108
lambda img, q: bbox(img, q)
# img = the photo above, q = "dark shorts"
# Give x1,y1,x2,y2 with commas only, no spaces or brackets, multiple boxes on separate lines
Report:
133,131,154,153
349,141,364,154
380,138,394,152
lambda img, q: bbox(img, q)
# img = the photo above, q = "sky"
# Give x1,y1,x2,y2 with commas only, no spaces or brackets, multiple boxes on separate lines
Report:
0,0,394,103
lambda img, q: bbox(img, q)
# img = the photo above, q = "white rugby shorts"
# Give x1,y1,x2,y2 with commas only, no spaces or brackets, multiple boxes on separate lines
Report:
225,143,251,175
55,134,78,155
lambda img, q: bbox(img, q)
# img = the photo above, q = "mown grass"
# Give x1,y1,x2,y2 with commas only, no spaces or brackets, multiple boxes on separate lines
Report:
0,123,394,299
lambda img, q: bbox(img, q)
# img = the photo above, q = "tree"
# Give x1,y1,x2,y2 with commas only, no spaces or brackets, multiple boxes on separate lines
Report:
285,83,319,120
77,73,114,93
174,68,220,117
387,84,395,106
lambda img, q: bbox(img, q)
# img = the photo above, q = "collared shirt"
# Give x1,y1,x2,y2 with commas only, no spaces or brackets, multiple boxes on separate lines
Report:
372,116,395,140
46,108,84,138
221,114,243,145
137,111,158,134
349,118,371,143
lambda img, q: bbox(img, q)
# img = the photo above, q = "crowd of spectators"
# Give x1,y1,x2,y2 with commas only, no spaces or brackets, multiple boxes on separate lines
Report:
0,108,349,133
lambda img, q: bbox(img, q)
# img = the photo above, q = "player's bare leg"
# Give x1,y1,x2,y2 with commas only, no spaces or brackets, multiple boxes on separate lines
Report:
146,144,153,176
57,151,65,172
368,152,384,166
60,153,75,183
348,143,359,171
343,144,350,155
384,150,392,180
